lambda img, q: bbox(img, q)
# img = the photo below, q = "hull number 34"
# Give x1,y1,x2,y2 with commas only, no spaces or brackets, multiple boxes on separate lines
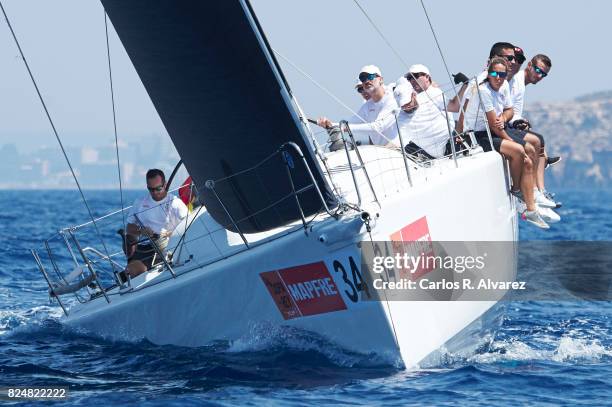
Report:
259,257,368,320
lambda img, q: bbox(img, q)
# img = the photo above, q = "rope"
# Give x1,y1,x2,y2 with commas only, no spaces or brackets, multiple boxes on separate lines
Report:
352,0,409,69
104,11,126,234
0,1,116,271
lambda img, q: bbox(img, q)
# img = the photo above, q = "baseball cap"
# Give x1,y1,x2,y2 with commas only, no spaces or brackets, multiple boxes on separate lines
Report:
408,64,430,75
359,65,382,76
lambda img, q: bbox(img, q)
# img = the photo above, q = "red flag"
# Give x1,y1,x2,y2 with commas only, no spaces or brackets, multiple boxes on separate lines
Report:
178,176,193,207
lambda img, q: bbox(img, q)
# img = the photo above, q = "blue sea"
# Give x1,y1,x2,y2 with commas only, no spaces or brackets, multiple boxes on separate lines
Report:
0,189,610,406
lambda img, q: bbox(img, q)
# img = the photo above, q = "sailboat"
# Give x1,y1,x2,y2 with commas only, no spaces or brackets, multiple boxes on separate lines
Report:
29,0,517,368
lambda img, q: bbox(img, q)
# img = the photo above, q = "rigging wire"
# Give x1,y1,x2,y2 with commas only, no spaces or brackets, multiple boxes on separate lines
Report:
418,0,467,118
352,0,409,70
276,2,477,146
0,1,116,270
103,11,126,235
272,48,395,146
351,0,462,126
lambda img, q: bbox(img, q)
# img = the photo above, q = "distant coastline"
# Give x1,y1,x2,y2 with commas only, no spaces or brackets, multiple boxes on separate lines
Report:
1,90,610,190
525,90,612,188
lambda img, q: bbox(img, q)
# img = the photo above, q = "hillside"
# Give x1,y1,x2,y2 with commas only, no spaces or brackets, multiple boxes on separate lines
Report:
525,91,612,188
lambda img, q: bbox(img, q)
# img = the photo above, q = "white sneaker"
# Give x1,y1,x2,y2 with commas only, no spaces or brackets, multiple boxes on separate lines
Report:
535,189,556,208
523,210,550,229
538,206,561,223
543,189,562,209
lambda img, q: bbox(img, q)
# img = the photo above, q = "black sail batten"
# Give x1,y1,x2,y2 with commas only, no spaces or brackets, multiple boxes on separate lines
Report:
101,0,336,233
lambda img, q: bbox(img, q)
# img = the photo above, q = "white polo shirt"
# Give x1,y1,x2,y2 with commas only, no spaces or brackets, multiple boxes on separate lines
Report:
462,70,488,105
127,193,188,235
508,70,526,123
347,88,400,146
397,86,454,157
462,81,512,132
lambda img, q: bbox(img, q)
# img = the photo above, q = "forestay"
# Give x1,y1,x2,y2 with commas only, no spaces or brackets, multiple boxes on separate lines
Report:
101,0,336,233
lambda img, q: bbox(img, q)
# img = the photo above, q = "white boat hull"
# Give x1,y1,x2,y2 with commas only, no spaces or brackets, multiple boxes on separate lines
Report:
64,148,517,368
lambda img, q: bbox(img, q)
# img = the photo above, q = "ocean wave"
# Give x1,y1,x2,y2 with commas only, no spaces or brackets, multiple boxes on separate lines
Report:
0,305,63,336
228,322,403,368
469,334,611,364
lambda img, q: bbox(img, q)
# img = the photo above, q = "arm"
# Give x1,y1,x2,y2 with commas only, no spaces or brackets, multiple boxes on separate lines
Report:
493,107,514,131
401,92,418,113
317,101,370,132
446,82,468,113
501,106,513,125
123,223,140,257
127,222,156,236
486,110,512,140
455,99,469,133
348,109,398,146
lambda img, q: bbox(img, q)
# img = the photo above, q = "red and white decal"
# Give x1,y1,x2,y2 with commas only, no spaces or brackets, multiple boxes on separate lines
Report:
260,262,347,320
390,216,435,279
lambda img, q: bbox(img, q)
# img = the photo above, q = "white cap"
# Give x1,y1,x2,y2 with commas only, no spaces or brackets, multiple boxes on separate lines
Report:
359,64,382,76
408,64,430,76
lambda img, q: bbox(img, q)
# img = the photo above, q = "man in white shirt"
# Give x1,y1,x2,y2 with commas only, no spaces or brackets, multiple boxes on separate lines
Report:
514,53,561,199
459,43,546,196
122,169,188,279
398,64,467,158
505,49,559,215
318,65,400,146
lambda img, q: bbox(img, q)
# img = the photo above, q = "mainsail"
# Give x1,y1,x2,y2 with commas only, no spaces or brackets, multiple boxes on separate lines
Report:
101,0,336,233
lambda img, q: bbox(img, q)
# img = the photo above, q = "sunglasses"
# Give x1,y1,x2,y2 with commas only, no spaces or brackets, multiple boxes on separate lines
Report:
533,65,548,78
359,72,379,82
489,70,508,78
406,72,426,81
356,86,365,94
147,184,165,192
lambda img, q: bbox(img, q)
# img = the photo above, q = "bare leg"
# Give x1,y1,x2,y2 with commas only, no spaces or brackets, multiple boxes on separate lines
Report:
520,154,536,211
537,152,547,191
500,140,536,211
126,260,148,278
523,134,541,188
500,140,523,191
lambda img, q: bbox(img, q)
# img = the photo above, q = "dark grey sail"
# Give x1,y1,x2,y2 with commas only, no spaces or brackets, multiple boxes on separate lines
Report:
101,0,336,233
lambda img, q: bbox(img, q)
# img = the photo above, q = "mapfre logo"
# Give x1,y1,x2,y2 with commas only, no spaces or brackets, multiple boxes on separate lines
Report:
390,216,435,279
260,262,347,320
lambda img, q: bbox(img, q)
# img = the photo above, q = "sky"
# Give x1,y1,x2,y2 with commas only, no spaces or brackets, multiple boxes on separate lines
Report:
0,0,610,153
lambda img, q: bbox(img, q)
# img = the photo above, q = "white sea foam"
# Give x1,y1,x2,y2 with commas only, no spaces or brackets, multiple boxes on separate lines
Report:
553,336,612,362
0,305,63,335
467,334,612,365
228,321,403,368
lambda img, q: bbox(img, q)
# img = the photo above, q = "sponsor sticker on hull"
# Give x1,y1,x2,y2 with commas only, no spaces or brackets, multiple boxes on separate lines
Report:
390,216,435,278
260,262,347,320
